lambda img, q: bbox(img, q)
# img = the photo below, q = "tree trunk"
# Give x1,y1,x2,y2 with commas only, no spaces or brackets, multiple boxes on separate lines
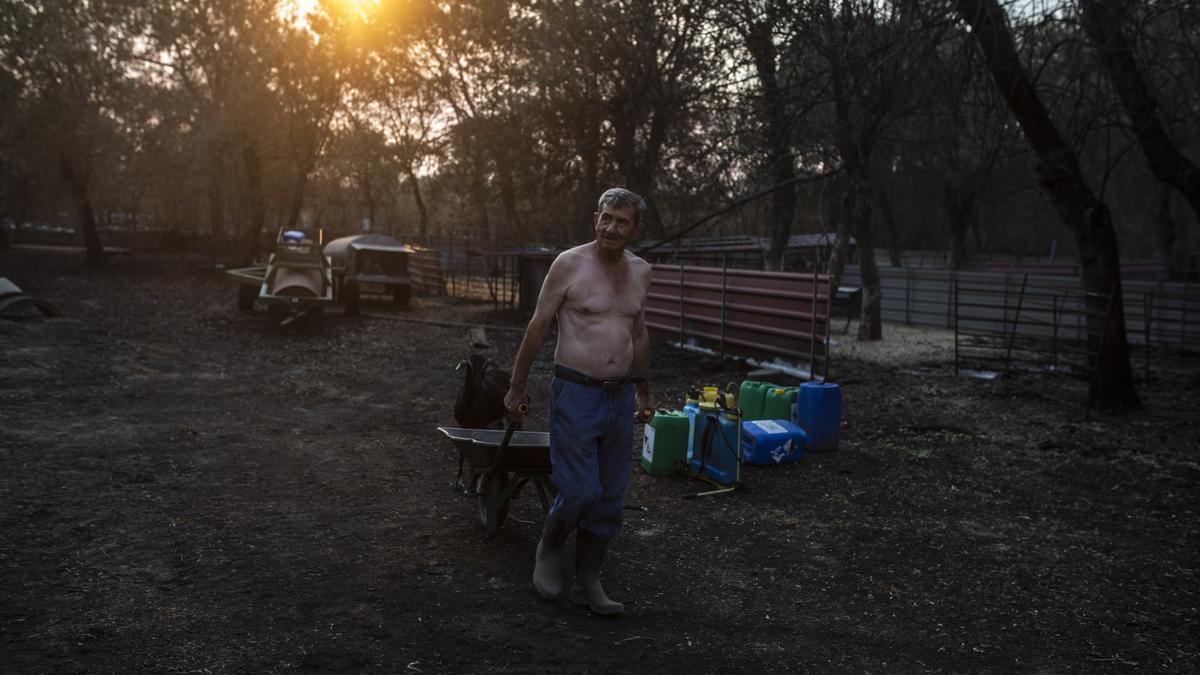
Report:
1078,0,1200,226
746,17,798,271
846,162,882,340
956,0,1138,408
827,216,849,289
284,155,317,232
945,181,973,271
611,99,665,239
207,152,225,261
826,176,848,286
60,152,105,266
361,168,376,230
469,138,491,240
496,151,523,243
354,155,376,232
406,167,429,243
208,147,225,243
872,165,904,267
1154,184,1179,276
578,114,600,243
241,142,266,265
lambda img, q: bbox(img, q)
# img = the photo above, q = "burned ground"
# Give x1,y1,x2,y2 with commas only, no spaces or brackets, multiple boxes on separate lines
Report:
1,250,1197,672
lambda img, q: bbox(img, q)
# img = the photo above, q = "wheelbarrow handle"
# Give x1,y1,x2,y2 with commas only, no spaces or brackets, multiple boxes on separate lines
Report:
494,399,529,468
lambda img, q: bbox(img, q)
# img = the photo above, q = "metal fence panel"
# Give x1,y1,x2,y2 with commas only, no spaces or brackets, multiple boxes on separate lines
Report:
647,264,832,375
843,265,1199,350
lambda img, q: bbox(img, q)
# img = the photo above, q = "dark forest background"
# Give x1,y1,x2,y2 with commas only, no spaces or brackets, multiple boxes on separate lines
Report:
1,0,1197,276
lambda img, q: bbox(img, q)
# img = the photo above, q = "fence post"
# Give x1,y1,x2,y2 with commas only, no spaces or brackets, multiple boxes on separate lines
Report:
512,255,518,308
678,263,685,345
449,230,456,298
825,271,834,381
1003,267,1011,337
1143,291,1152,382
1052,294,1060,373
1186,283,1192,349
719,256,727,360
946,270,954,328
489,253,497,310
809,271,818,372
905,268,912,325
953,277,959,376
1003,274,1029,376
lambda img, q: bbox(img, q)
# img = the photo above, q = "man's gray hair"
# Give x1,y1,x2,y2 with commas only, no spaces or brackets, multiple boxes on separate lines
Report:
597,188,646,227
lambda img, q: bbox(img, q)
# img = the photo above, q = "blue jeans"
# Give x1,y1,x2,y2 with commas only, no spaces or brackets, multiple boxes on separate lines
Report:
547,365,635,541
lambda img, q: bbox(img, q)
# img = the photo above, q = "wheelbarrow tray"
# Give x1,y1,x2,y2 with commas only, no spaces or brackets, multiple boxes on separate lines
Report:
437,427,551,472
437,426,554,537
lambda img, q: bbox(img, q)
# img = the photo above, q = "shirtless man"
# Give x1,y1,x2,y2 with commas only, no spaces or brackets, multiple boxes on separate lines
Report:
504,188,653,616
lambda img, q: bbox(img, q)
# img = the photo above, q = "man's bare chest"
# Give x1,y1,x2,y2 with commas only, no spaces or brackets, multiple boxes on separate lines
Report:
564,271,642,318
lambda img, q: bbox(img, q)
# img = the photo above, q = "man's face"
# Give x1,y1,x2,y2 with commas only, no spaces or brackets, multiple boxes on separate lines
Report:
593,204,639,253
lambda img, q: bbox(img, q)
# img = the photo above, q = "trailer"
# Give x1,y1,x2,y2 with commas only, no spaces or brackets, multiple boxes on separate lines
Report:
226,228,334,330
323,234,413,316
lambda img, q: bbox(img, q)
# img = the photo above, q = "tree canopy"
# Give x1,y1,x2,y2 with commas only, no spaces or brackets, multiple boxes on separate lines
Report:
1,0,1195,268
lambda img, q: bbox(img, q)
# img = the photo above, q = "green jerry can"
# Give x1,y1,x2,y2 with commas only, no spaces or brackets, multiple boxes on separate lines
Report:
763,386,798,421
641,410,690,476
738,380,773,421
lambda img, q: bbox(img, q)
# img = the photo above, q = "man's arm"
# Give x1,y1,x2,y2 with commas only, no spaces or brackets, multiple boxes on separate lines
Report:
504,254,572,416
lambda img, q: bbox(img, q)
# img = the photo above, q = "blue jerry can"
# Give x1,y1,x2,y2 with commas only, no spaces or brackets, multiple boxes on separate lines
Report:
741,419,806,465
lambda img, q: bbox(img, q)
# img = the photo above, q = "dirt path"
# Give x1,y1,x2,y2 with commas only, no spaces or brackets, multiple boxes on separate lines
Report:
2,251,1197,672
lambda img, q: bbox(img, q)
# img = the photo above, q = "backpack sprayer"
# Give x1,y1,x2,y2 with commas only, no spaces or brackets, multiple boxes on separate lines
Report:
683,384,744,498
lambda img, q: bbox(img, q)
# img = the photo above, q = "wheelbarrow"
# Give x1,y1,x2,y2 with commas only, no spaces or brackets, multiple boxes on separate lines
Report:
437,424,555,537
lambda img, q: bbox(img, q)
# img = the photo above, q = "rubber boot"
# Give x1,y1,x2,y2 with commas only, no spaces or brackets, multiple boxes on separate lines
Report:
572,531,624,616
532,517,569,599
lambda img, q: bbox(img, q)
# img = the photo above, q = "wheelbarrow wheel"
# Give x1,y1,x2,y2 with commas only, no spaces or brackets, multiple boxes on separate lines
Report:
476,471,510,536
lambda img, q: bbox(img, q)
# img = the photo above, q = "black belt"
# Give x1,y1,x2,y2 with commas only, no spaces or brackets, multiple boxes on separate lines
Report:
555,365,645,392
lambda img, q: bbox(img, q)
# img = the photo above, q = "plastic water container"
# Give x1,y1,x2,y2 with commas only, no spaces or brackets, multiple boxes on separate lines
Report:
763,386,798,421
796,382,842,451
641,411,690,476
688,405,741,485
741,419,806,465
738,381,772,421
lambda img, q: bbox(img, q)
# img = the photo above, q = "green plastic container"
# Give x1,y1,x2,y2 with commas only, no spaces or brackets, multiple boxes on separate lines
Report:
641,410,690,476
738,380,773,421
763,386,798,421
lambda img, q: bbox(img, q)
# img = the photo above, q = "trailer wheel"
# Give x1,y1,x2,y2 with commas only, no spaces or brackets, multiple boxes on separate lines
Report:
343,278,360,316
476,472,510,537
392,285,411,307
237,284,257,312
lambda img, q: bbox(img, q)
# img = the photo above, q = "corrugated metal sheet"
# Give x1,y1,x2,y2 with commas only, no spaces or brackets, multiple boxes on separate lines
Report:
646,264,832,368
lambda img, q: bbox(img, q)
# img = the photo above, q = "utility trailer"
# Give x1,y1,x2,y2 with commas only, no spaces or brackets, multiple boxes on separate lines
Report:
323,234,413,316
226,228,334,330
